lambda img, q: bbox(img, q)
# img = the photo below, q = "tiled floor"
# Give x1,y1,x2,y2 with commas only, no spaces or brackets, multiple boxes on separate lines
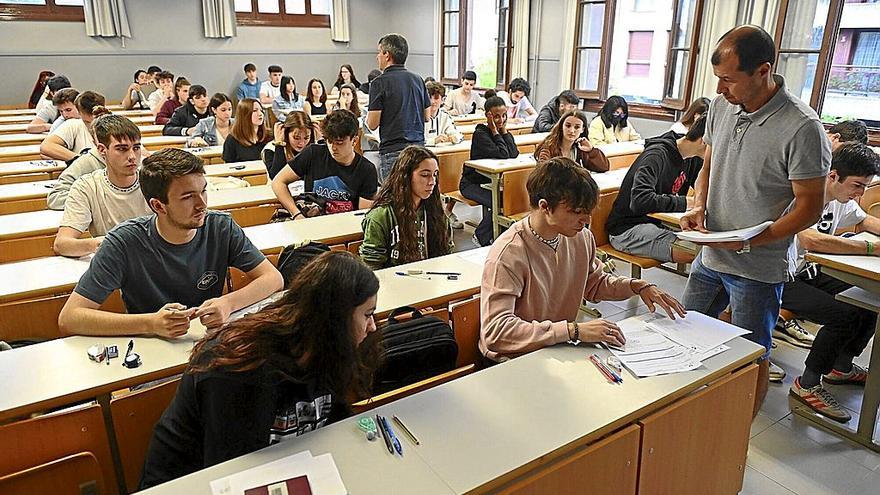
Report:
449,204,880,495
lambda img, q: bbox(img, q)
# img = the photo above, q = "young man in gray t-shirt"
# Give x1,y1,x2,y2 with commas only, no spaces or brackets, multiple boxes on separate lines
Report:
58,148,283,338
679,26,830,417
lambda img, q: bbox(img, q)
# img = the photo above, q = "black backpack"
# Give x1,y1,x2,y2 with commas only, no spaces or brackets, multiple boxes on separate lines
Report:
276,241,330,288
373,306,458,394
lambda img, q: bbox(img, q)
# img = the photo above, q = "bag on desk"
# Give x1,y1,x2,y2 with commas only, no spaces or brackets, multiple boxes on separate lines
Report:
276,241,330,288
373,306,458,394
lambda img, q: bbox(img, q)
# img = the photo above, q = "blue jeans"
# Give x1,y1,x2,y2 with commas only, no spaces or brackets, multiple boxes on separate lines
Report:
459,179,493,246
681,251,782,360
378,150,402,183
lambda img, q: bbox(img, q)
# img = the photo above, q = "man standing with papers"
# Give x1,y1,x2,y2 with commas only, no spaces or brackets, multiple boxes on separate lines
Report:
679,26,830,416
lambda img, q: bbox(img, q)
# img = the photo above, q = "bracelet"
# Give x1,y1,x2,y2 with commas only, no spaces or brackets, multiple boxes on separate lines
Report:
867,240,874,256
568,321,580,346
637,283,657,294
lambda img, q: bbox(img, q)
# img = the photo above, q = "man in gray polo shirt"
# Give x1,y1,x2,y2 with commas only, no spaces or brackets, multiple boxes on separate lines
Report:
679,26,830,416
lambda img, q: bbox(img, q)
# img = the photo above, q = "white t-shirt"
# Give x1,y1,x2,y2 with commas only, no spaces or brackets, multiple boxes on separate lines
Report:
147,89,168,112
35,95,56,123
260,81,281,100
789,199,868,275
50,118,95,154
669,121,688,135
60,168,152,236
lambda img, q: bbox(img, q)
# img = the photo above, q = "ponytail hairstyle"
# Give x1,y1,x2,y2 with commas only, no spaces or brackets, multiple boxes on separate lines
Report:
75,91,108,121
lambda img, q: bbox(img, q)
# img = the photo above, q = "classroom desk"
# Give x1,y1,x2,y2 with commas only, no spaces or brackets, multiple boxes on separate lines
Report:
0,135,188,163
464,143,640,239
0,109,151,125
650,211,686,229
451,113,487,125
139,319,762,495
802,232,880,452
188,145,224,164
0,124,164,147
0,104,124,118
457,120,534,139
0,117,156,135
0,161,269,214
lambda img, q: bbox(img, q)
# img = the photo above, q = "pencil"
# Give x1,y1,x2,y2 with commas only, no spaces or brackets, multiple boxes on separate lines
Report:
392,415,420,445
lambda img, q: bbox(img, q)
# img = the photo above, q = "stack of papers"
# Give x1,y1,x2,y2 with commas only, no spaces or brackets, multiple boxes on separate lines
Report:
610,312,749,377
211,451,346,495
675,221,772,243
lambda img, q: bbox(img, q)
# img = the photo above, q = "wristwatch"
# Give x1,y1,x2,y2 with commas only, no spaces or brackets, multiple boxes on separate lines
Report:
736,238,751,254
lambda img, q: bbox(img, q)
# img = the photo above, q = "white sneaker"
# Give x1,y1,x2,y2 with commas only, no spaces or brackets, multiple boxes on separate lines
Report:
448,212,464,229
769,361,786,383
773,319,814,348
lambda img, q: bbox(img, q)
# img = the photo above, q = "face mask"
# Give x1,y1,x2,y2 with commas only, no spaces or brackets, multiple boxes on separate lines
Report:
610,113,625,126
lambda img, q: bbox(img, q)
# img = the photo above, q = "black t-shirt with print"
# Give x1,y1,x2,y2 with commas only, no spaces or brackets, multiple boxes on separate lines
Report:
288,143,378,213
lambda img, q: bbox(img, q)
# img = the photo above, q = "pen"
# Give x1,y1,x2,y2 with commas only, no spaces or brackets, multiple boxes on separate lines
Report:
589,354,617,384
425,271,461,276
393,415,420,445
595,354,623,384
382,416,403,456
376,414,393,454
395,272,431,280
354,211,367,216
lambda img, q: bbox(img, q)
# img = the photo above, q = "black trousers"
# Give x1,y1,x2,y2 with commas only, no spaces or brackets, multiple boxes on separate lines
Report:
781,271,877,374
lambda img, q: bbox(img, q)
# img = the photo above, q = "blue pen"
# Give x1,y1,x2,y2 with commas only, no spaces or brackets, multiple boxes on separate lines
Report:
382,416,403,456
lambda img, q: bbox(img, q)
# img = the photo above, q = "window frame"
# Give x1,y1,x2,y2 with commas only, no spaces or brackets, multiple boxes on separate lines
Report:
571,0,705,119
235,0,330,28
772,0,844,112
439,0,514,90
0,0,84,22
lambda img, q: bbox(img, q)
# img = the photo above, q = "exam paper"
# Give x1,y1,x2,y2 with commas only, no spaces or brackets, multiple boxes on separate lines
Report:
675,221,772,243
211,451,347,495
458,246,490,267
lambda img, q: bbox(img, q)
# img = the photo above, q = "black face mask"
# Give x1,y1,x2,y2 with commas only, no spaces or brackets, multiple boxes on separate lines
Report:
610,113,625,126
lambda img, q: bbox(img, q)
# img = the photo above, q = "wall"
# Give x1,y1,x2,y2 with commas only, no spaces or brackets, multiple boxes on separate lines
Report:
0,0,405,106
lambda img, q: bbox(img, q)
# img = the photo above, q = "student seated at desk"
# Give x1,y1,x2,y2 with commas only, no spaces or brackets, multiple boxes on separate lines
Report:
27,75,72,134
235,63,261,102
54,115,151,257
147,71,175,115
222,98,270,163
669,97,710,135
331,83,362,118
498,78,537,123
40,91,109,163
826,119,868,151
605,116,707,264
271,76,304,123
424,81,463,146
360,146,452,269
460,96,518,247
272,110,377,215
121,69,150,110
188,93,233,148
28,70,54,109
138,251,380,489
532,90,579,133
163,84,210,137
57,148,283,337
359,68,381,95
589,96,642,146
444,71,485,116
785,143,880,422
156,77,190,125
38,87,81,135
330,64,362,96
303,78,328,117
259,65,283,106
479,158,685,363
534,110,609,172
265,111,319,179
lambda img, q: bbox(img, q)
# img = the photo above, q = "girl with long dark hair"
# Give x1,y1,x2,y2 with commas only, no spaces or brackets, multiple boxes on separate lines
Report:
139,251,382,488
588,95,642,146
534,110,609,172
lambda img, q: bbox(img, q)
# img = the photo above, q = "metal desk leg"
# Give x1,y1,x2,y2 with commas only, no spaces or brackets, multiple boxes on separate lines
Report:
490,173,501,240
857,318,880,443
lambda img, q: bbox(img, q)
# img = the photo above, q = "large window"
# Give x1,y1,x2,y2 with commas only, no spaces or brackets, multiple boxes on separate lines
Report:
572,0,705,114
0,0,84,22
440,0,514,89
775,0,880,131
234,0,330,28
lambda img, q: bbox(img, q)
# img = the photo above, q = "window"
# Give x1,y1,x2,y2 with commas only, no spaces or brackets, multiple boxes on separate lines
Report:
0,0,84,22
440,0,514,89
234,0,330,28
572,0,705,113
774,0,880,130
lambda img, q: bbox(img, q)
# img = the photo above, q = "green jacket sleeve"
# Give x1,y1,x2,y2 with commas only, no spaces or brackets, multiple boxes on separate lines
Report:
359,206,395,270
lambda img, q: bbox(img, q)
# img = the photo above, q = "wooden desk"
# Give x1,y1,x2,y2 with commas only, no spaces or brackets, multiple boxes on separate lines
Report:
137,320,762,495
650,211,686,229
451,113,487,125
0,124,163,147
0,161,268,214
0,109,151,125
0,104,123,117
0,135,188,163
464,143,639,239
802,232,880,452
458,120,533,140
188,146,224,164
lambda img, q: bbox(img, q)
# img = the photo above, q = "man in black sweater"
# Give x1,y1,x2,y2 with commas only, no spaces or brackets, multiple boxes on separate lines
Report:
532,90,580,133
605,116,707,263
163,84,210,137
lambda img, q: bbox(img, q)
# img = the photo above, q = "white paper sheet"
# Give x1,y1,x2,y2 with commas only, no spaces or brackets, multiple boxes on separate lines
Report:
458,246,490,266
675,221,772,243
210,451,347,495
642,311,749,354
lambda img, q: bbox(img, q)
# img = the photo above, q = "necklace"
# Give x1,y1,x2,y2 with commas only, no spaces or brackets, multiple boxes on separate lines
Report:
527,216,560,251
103,169,139,194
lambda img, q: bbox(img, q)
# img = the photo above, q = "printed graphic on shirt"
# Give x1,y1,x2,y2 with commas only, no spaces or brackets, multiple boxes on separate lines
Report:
270,394,332,443
197,271,220,290
313,176,353,213
816,211,835,234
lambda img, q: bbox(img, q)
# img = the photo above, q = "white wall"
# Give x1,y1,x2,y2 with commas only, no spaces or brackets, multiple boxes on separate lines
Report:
0,0,435,106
